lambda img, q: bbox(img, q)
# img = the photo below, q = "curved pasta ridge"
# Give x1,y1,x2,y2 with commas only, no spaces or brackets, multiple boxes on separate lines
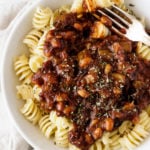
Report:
33,30,48,57
54,128,70,148
146,104,150,116
33,85,42,101
14,55,33,84
39,115,57,138
119,124,149,150
20,99,41,125
49,111,72,130
29,54,44,73
90,139,103,150
16,84,34,100
32,7,53,30
69,144,80,150
139,110,150,131
102,130,121,150
90,21,110,39
50,5,71,28
23,29,43,52
118,120,133,135
137,42,150,61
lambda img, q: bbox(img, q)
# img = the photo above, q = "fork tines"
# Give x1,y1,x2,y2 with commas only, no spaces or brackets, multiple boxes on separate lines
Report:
97,5,132,36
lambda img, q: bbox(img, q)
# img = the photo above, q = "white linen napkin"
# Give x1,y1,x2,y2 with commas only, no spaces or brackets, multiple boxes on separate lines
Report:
0,0,34,150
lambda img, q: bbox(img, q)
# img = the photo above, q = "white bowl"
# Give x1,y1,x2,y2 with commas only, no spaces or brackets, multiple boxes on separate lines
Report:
1,0,150,150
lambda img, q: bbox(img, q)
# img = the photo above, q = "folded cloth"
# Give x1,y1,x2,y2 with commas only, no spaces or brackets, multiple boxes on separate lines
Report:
0,0,34,150
0,0,30,60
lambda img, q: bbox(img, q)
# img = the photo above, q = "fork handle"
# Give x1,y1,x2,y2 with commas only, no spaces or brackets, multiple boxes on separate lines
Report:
142,33,150,46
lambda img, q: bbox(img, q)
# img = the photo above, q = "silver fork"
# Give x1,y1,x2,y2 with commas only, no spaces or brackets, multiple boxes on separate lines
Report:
97,5,150,46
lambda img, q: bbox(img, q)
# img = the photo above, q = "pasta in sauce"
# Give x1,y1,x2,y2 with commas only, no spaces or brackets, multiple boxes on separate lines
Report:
32,10,150,150
14,1,150,150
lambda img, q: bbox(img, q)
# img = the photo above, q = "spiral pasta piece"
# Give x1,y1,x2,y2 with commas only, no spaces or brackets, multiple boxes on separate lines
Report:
136,42,150,61
89,139,103,150
101,132,112,145
119,124,149,150
49,111,72,130
138,110,150,131
90,21,110,39
33,30,48,57
118,121,133,135
33,85,42,101
55,117,72,130
50,5,71,28
39,115,57,138
96,0,112,8
49,111,58,124
23,29,43,52
69,144,80,150
32,7,53,30
16,84,34,100
108,131,121,150
83,0,97,12
102,130,121,150
71,0,84,13
14,55,33,84
20,99,41,125
146,104,150,116
71,0,111,13
54,128,69,148
29,55,44,73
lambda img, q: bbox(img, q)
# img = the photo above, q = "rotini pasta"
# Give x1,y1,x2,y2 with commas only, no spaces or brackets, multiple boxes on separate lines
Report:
49,111,72,130
101,130,121,150
101,132,112,145
50,5,71,28
49,111,58,124
136,42,150,60
96,0,112,8
118,121,133,136
119,124,149,150
69,144,80,150
39,115,57,138
20,99,41,125
138,110,150,131
90,21,110,38
33,29,48,57
71,0,84,13
29,55,44,73
23,29,43,52
14,55,33,84
89,139,103,150
71,0,124,13
33,85,42,101
54,128,70,148
146,104,150,116
55,117,72,130
32,6,53,30
108,131,121,150
16,84,34,100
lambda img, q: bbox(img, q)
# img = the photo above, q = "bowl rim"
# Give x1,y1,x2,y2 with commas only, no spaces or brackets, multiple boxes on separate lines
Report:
1,0,150,150
1,0,43,149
